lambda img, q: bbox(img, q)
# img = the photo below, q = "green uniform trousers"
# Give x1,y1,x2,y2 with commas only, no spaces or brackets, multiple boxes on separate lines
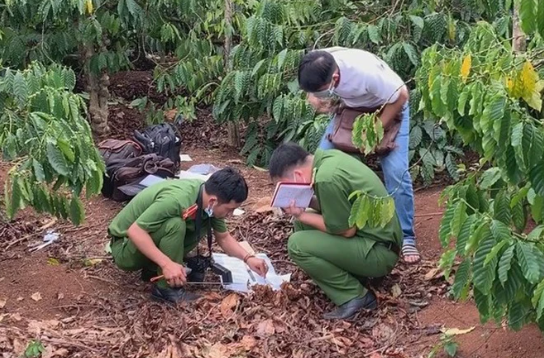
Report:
288,221,399,306
110,217,199,288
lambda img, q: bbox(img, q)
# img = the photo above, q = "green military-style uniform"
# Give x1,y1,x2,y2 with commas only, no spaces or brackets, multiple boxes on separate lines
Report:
288,149,402,305
108,179,227,288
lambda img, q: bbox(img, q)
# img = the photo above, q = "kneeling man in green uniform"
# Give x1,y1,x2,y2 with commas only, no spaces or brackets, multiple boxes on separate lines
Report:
108,167,268,303
269,143,402,319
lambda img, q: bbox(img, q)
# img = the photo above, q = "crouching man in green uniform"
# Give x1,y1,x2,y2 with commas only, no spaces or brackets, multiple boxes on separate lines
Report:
269,143,402,320
108,167,268,303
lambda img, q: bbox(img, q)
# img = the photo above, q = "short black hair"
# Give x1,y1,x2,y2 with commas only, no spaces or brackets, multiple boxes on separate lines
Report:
205,167,248,203
269,142,311,179
298,50,337,92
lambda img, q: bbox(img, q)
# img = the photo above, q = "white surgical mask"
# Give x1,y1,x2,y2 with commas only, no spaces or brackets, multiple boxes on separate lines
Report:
311,81,336,99
205,203,215,217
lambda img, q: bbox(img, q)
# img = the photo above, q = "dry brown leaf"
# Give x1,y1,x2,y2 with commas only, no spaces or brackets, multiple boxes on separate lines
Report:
256,319,275,336
12,338,25,355
16,297,24,301
441,326,475,336
206,343,227,358
10,313,22,322
372,323,395,342
391,284,402,298
369,353,382,358
0,313,8,323
31,292,42,302
57,292,64,300
0,297,6,309
424,267,441,280
239,335,257,350
28,319,60,335
220,293,239,317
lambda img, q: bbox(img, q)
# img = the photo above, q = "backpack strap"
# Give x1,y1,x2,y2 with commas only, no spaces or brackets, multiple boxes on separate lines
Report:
195,183,213,262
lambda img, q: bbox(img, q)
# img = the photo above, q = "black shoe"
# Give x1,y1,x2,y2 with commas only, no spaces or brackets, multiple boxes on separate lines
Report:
141,268,157,282
151,285,200,303
323,291,377,320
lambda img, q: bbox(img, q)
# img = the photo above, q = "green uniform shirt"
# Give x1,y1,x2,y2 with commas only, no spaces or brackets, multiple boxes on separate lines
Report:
108,179,227,239
313,149,402,251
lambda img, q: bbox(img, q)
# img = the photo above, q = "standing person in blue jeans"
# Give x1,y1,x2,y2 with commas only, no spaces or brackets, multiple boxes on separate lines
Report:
298,47,420,264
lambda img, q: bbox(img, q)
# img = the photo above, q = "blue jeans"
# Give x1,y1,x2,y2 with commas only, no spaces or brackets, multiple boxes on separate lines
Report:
319,104,416,245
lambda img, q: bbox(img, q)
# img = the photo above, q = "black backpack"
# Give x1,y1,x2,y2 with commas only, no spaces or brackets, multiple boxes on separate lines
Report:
133,123,181,170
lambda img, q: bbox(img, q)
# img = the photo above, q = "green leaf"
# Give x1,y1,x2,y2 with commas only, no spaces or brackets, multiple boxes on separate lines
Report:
528,225,544,241
367,25,381,44
512,198,527,233
507,300,526,331
529,160,544,197
439,249,456,280
465,218,489,255
473,231,497,294
46,142,69,176
479,167,501,189
57,139,75,163
516,242,541,284
12,71,28,107
494,190,512,225
276,49,288,71
511,122,524,147
538,0,544,39
32,159,46,182
7,177,23,218
409,15,424,29
439,201,457,247
452,259,471,300
532,278,544,319
69,196,85,225
474,287,491,322
444,341,458,357
402,42,419,66
451,201,467,238
519,0,537,34
456,215,475,257
445,153,459,181
457,86,470,116
484,240,508,266
409,126,422,149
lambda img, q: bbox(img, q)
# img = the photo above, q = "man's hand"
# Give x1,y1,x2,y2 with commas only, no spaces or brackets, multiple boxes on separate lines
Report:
247,257,268,277
283,200,305,218
161,260,187,287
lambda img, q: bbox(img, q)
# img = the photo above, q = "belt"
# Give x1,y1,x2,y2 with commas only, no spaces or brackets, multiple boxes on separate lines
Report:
376,241,400,255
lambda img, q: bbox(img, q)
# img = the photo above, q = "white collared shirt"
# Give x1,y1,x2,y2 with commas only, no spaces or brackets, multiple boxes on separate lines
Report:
321,47,405,108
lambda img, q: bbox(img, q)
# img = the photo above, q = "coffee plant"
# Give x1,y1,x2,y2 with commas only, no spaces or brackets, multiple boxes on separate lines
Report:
149,0,514,180
416,5,544,331
0,0,190,135
0,62,104,224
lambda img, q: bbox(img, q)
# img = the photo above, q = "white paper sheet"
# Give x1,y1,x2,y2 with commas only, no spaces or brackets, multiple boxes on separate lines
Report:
176,170,212,181
140,174,166,187
211,253,291,293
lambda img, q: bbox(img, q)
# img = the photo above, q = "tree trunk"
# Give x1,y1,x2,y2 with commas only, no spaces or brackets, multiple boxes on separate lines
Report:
85,43,110,136
512,2,526,53
224,0,241,148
